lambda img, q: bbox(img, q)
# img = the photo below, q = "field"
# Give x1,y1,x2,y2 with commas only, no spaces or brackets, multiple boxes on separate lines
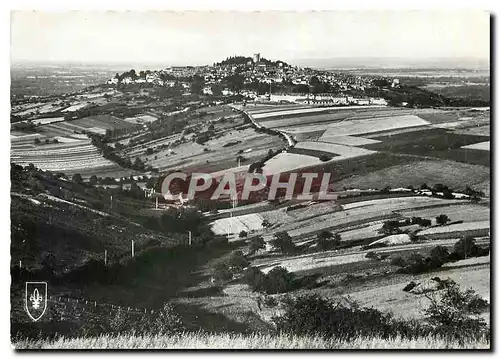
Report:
334,160,490,195
363,128,491,167
13,332,490,349
462,141,490,151
293,141,377,159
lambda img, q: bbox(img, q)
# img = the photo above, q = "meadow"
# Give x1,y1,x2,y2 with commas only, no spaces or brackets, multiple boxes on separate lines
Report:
13,332,490,349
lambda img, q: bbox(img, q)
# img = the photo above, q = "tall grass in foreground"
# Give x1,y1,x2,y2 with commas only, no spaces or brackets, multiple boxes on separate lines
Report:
14,332,490,350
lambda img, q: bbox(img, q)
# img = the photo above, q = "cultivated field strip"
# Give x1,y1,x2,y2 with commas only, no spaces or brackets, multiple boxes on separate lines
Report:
462,141,490,151
318,135,381,146
262,152,323,175
321,115,430,137
251,105,387,119
294,141,377,158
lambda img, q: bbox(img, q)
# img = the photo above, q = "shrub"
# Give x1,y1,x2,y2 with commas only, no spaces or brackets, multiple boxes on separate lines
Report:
365,251,380,260
319,155,332,162
419,219,432,227
34,138,41,145
436,214,450,226
429,245,450,268
272,294,396,340
265,266,296,294
248,236,265,255
424,280,489,342
452,235,478,260
271,231,296,255
379,220,401,235
390,256,406,267
227,251,249,271
317,232,341,251
213,262,233,283
243,266,267,292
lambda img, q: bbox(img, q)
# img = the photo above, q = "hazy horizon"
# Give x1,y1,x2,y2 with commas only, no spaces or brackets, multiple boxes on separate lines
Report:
11,11,490,68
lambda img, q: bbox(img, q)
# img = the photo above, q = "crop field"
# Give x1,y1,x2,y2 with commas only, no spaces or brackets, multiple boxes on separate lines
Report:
11,139,128,176
293,141,377,159
262,152,323,175
69,115,140,131
211,213,264,236
397,203,490,224
318,135,381,146
364,128,491,167
142,127,284,173
418,220,490,236
321,115,430,137
454,125,490,136
272,197,460,239
462,141,490,151
334,160,490,193
251,105,388,120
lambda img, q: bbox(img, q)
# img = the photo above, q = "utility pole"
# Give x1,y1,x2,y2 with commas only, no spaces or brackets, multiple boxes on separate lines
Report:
104,250,107,266
155,196,159,209
188,231,192,246
131,240,135,258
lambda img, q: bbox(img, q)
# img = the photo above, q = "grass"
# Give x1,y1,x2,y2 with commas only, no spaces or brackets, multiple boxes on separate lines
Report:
13,332,490,349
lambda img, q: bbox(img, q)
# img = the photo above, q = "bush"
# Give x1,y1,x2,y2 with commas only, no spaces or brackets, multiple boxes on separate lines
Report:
365,251,380,260
273,294,397,340
239,230,248,238
424,280,489,342
379,220,401,235
429,245,450,268
271,231,296,255
419,219,432,227
213,262,233,283
265,266,296,294
452,235,478,260
436,214,450,226
390,256,407,267
248,236,265,255
243,266,267,292
316,232,341,251
227,250,249,272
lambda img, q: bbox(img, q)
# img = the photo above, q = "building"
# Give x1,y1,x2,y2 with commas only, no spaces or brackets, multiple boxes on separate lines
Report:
253,53,261,63
270,93,309,103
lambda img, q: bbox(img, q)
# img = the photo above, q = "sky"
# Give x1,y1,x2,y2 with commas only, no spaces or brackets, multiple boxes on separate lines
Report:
10,10,490,66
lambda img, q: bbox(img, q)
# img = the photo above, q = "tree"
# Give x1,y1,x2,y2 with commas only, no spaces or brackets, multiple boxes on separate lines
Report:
424,280,489,341
89,175,98,186
429,245,450,268
264,266,296,294
453,236,478,260
239,230,248,239
435,214,450,226
243,266,267,292
72,173,83,184
379,220,401,235
271,231,295,254
317,231,341,251
249,236,266,255
213,262,233,284
227,251,249,272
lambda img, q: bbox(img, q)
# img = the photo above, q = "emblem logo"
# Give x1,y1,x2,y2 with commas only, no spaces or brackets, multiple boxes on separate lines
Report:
25,282,48,322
